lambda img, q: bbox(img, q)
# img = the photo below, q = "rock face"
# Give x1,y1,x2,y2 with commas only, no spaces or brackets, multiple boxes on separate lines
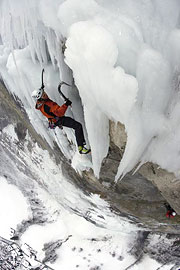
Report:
79,120,180,233
82,143,180,233
109,121,180,216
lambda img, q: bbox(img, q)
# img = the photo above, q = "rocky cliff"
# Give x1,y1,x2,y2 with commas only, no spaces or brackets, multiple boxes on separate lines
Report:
110,120,180,215
80,117,180,233
83,120,180,233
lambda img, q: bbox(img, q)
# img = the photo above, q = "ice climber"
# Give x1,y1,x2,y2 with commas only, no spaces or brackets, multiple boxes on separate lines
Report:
164,203,177,218
31,88,90,154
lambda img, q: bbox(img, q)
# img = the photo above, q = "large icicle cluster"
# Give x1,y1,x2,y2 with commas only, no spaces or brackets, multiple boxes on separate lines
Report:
1,0,180,181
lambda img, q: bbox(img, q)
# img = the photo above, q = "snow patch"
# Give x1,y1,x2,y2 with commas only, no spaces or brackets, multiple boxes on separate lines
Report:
3,124,19,142
71,151,92,174
0,176,30,238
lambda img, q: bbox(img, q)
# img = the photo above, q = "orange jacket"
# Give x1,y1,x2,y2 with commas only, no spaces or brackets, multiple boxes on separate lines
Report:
36,96,68,123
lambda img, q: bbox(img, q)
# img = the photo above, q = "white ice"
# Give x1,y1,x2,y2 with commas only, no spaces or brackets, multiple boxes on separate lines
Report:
0,176,30,238
1,0,180,181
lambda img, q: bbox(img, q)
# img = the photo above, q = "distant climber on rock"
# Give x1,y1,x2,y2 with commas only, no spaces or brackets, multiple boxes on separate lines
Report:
31,87,90,154
164,203,177,218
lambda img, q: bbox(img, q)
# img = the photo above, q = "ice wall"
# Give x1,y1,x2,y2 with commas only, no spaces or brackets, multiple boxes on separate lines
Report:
0,0,180,180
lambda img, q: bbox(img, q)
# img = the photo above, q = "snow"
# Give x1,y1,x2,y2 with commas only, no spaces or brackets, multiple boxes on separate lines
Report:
0,132,158,269
0,176,30,238
0,137,177,269
71,151,93,174
0,141,163,269
3,124,19,141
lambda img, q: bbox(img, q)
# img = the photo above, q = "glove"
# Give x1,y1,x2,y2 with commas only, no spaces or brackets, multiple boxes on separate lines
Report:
65,99,72,106
48,122,56,129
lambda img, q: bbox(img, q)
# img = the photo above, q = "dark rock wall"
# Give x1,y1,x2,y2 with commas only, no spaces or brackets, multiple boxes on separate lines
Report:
109,121,180,217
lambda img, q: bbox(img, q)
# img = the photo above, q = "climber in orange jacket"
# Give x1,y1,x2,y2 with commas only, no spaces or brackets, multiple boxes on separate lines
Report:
164,203,177,218
32,88,90,154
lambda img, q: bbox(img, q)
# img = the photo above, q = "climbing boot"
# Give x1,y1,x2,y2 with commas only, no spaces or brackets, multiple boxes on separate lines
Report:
78,146,91,154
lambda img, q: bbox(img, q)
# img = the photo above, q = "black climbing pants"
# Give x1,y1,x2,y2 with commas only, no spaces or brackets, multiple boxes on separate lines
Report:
56,116,86,147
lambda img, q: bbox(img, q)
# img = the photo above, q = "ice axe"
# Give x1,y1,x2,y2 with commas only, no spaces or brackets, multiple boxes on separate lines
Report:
58,81,72,102
41,68,45,89
58,81,75,119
